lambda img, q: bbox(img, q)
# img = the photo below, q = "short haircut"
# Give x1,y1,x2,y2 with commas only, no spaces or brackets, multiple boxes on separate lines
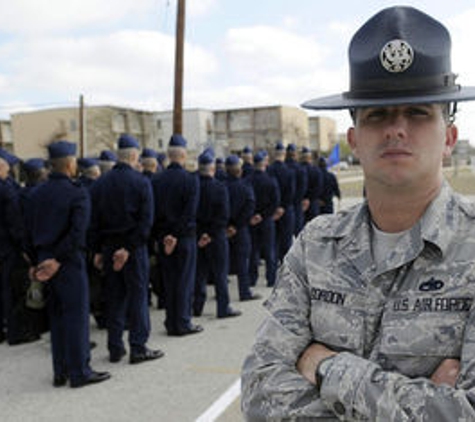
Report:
50,156,74,172
117,147,138,162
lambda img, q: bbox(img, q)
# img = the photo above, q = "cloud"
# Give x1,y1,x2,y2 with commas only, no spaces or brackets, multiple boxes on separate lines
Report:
186,0,218,18
223,25,327,79
0,29,217,111
0,0,157,35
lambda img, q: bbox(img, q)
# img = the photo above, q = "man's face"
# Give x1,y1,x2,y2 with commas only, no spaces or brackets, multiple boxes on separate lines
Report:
347,103,457,190
0,158,10,180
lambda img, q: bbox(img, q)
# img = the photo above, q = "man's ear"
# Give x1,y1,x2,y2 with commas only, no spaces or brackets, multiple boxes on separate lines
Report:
443,124,458,158
347,127,359,158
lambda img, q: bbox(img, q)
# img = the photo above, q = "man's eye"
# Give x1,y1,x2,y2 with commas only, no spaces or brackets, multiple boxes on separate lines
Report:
366,110,387,120
406,108,429,117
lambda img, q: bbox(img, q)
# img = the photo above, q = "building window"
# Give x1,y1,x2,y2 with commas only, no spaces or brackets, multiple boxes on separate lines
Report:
70,119,77,132
112,113,126,133
158,139,163,148
157,120,162,130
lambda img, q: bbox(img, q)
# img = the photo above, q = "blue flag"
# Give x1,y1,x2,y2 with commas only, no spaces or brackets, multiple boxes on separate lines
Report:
327,143,340,168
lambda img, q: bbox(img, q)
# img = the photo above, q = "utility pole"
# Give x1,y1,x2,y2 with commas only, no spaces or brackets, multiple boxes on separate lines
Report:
173,0,185,135
79,94,85,158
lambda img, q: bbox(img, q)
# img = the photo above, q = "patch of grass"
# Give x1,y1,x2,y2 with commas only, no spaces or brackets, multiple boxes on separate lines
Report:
337,166,475,197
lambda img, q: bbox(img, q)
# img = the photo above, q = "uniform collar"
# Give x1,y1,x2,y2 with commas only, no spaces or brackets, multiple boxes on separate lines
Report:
318,180,472,260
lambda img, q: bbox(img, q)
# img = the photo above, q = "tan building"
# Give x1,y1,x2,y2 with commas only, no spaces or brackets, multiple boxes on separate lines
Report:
308,116,337,153
0,120,13,152
154,109,215,160
214,105,309,156
11,106,158,159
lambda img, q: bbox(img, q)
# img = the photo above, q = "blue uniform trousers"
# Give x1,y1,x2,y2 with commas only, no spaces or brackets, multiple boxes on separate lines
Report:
159,237,196,334
229,227,253,300
194,231,230,317
305,200,320,223
104,244,150,355
1,252,37,343
294,201,305,236
250,218,277,287
276,205,295,263
47,253,92,383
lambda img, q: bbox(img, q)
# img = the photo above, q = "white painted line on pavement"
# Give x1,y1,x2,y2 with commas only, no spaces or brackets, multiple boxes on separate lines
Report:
195,378,241,422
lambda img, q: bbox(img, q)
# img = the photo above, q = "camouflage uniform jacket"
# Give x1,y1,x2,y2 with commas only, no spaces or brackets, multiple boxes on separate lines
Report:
241,182,475,421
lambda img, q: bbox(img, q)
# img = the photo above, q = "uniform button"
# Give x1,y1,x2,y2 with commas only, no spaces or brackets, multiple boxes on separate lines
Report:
333,401,345,415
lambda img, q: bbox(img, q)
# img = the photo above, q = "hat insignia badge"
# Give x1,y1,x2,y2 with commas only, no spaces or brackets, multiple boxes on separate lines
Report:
380,39,414,73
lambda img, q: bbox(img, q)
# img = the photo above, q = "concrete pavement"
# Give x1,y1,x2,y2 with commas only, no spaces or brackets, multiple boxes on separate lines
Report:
0,278,272,422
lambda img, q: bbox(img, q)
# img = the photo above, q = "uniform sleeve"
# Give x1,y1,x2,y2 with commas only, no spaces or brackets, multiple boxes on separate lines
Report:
208,183,229,236
235,184,255,228
241,234,334,420
318,310,475,421
175,174,199,237
127,178,154,249
53,187,90,262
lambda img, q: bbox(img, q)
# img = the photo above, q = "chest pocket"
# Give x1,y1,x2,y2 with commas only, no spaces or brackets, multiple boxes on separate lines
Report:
377,311,467,377
310,300,365,355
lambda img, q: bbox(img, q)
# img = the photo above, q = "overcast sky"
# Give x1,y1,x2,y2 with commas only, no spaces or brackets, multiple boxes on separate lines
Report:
1,0,475,141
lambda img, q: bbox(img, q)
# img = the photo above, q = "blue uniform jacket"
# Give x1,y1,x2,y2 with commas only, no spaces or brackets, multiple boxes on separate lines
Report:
268,161,296,209
25,172,90,264
302,162,323,202
250,170,280,219
0,179,25,259
286,158,308,205
226,175,255,229
197,175,229,238
151,162,199,239
89,162,153,252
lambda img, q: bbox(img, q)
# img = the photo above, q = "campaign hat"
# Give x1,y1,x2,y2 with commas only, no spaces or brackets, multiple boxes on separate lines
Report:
302,6,475,110
48,141,76,159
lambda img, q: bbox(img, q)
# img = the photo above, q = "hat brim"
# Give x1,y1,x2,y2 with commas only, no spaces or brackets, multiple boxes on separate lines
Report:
302,86,475,110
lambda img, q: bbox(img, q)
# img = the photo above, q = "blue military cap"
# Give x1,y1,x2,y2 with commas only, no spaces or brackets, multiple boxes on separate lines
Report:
198,151,214,165
0,149,20,166
225,155,240,166
157,153,166,164
48,141,76,159
242,146,252,154
118,134,139,149
301,146,311,154
275,141,285,151
23,158,45,172
254,151,266,164
203,147,215,159
286,143,296,152
77,158,99,168
99,150,117,162
169,134,187,148
215,157,224,165
141,148,158,159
